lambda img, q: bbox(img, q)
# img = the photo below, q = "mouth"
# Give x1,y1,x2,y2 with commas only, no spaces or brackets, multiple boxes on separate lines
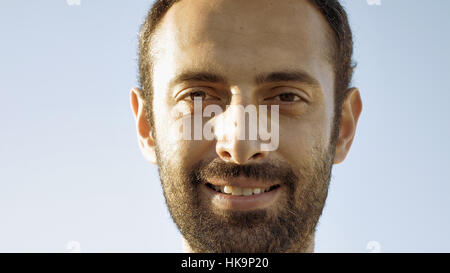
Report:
205,183,281,196
201,179,282,211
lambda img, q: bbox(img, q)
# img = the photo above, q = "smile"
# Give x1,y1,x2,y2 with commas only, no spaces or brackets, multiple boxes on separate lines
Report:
201,177,282,211
205,183,280,196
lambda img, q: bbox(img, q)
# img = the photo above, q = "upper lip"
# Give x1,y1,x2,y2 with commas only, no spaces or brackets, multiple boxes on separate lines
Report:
205,176,280,188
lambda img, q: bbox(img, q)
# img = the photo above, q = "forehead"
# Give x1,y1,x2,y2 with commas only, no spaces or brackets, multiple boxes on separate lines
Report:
150,0,334,88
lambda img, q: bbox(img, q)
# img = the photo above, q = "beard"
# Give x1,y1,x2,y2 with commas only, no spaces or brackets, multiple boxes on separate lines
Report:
154,141,335,253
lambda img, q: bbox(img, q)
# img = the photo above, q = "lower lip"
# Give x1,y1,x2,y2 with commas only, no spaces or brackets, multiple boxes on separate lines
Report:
201,184,281,211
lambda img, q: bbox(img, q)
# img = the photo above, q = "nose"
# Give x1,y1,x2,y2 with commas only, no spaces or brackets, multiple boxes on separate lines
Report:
216,139,269,164
215,102,270,165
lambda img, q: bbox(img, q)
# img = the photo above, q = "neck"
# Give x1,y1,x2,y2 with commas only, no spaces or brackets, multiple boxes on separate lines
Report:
182,232,315,253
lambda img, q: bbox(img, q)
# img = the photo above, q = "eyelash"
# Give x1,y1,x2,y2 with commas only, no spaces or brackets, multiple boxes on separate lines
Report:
180,90,219,101
179,89,305,104
266,93,304,103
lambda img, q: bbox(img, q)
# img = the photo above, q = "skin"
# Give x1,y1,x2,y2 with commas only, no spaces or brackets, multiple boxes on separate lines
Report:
130,0,362,252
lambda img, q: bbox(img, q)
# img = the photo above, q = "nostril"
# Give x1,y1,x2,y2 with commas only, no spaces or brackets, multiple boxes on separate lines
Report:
219,151,231,159
250,153,264,160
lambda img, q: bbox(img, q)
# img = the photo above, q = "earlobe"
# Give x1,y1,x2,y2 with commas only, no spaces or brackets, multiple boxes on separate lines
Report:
333,88,362,164
130,88,157,164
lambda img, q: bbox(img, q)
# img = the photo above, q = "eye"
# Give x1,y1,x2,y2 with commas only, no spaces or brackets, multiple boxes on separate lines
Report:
182,89,219,102
267,92,303,102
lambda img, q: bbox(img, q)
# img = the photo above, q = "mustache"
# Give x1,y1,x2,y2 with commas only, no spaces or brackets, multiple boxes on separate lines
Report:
191,157,299,187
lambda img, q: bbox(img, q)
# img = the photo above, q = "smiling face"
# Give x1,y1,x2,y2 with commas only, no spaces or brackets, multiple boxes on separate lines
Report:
131,0,362,252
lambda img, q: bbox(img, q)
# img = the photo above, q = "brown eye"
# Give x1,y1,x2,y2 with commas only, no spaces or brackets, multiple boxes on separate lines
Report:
279,93,299,102
270,93,302,102
189,90,207,101
181,89,219,102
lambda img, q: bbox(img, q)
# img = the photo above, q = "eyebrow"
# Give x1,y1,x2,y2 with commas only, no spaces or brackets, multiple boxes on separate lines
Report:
255,70,321,87
169,71,228,87
169,70,321,88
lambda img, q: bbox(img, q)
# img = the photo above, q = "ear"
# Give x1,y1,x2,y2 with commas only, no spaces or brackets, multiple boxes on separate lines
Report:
130,88,157,164
333,88,363,164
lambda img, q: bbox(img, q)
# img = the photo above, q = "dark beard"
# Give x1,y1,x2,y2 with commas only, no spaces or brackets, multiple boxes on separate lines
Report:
155,144,334,253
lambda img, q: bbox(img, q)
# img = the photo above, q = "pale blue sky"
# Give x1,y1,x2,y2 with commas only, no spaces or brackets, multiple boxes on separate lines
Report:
1,0,449,252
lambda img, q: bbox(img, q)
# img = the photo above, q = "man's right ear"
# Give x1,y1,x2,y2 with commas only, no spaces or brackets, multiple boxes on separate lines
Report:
130,88,157,164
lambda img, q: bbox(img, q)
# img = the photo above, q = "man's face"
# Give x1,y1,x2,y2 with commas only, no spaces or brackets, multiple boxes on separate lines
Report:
136,0,353,252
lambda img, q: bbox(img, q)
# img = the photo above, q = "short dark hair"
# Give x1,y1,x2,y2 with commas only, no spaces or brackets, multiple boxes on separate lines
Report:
138,0,356,144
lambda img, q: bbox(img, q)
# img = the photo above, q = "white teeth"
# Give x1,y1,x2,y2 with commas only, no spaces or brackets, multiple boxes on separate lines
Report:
210,185,273,196
231,187,243,196
242,188,252,196
253,188,261,194
223,185,233,194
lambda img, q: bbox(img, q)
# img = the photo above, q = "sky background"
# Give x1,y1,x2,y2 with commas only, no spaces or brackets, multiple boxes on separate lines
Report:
1,0,449,253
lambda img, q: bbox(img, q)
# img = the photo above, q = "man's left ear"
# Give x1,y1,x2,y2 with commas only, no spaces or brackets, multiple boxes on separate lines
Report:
333,88,363,164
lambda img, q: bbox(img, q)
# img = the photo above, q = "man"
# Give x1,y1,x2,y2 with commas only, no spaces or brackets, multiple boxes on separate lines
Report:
130,0,362,253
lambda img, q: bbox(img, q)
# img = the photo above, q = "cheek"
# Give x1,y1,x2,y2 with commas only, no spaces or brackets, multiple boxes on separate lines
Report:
154,110,213,168
277,108,331,164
